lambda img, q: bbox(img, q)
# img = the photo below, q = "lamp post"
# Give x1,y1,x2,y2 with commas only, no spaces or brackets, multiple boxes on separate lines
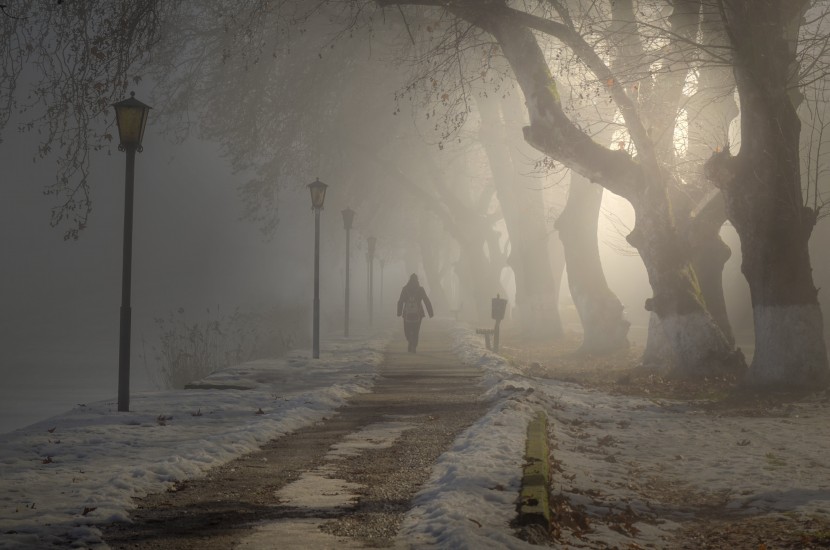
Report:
367,236,376,327
341,208,354,337
113,92,151,412
308,178,328,358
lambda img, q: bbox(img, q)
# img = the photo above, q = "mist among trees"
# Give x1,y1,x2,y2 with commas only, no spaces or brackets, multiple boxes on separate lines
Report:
4,0,830,390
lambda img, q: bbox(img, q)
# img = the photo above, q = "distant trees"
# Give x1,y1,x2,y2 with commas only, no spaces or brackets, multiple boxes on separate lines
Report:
5,0,830,387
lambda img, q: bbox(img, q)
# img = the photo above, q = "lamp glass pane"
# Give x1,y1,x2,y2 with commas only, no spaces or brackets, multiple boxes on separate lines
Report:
113,94,151,147
308,180,328,209
117,106,149,146
342,208,354,229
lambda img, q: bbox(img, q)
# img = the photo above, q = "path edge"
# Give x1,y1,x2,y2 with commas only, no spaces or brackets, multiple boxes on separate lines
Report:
517,411,551,531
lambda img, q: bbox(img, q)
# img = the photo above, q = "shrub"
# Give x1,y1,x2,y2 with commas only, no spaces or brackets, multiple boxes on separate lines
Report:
143,306,308,389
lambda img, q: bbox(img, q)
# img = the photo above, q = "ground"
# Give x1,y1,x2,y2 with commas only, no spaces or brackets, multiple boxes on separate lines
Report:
102,328,488,549
500,329,830,549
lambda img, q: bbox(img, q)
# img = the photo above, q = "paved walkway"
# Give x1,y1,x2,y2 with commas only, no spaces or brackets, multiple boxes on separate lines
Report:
103,320,487,549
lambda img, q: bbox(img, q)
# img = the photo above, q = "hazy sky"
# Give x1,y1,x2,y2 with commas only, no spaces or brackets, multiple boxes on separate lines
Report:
1,95,417,433
0,114,326,430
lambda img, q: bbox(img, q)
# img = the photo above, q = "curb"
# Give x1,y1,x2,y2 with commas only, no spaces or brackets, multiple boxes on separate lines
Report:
517,411,551,530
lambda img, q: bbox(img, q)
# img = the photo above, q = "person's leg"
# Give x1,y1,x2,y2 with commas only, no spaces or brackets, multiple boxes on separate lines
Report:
412,319,422,352
404,320,415,352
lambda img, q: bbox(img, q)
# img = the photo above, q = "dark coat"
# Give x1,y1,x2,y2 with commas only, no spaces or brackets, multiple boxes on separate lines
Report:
397,282,434,320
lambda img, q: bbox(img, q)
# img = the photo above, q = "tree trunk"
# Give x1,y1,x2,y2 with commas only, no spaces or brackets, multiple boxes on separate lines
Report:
547,236,565,338
642,312,675,369
454,236,500,322
679,3,740,347
476,93,562,337
691,232,734,346
418,213,450,313
708,0,829,388
557,173,630,353
626,193,740,377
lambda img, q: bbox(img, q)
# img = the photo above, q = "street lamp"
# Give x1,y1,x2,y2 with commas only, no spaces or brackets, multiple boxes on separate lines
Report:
341,208,355,337
308,178,328,358
113,92,151,412
367,236,376,327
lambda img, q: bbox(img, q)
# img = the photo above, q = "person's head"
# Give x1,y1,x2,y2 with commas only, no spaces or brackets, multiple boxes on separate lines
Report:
408,273,419,285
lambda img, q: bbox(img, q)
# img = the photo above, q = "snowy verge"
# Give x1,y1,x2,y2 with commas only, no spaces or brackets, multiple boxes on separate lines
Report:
413,323,830,549
0,334,389,549
396,323,551,549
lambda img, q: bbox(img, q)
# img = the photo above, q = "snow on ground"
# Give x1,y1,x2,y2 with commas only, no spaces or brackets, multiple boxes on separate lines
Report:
0,334,388,549
537,378,830,547
402,324,830,548
5,321,830,549
395,325,542,549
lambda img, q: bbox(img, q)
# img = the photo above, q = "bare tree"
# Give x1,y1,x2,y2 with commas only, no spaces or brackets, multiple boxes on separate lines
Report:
7,0,830,385
704,0,829,386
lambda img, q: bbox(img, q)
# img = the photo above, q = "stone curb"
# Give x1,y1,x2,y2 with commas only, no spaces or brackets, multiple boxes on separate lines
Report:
517,411,551,530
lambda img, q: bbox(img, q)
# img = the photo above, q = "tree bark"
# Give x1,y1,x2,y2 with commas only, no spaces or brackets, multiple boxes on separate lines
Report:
425,162,505,323
476,93,562,337
557,173,630,353
418,213,450,313
709,0,829,388
677,2,740,347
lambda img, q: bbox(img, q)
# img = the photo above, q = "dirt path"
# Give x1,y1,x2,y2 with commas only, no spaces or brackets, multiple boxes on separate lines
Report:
102,322,488,549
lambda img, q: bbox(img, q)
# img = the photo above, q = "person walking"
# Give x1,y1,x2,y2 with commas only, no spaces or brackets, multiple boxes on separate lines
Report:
397,273,434,353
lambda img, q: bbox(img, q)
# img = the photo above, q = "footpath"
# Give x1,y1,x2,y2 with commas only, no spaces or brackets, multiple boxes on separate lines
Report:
102,322,491,549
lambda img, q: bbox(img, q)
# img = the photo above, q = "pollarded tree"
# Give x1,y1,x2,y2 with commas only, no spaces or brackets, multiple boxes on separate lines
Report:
704,0,829,387
551,0,643,355
475,91,564,338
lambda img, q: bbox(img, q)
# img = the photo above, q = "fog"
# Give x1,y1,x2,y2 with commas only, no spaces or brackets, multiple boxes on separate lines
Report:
1,127,317,431
0,118,412,433
0,115,754,433
6,1,830,434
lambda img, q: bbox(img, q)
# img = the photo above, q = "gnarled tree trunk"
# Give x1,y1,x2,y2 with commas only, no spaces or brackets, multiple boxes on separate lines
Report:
476,92,563,337
557,173,630,353
418,213,450,313
708,0,829,388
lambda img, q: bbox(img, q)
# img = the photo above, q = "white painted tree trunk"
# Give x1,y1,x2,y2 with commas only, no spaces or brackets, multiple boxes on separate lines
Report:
748,304,829,387
642,313,674,371
660,311,743,378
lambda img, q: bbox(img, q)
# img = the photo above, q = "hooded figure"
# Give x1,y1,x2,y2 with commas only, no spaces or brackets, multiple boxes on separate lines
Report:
397,273,434,353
